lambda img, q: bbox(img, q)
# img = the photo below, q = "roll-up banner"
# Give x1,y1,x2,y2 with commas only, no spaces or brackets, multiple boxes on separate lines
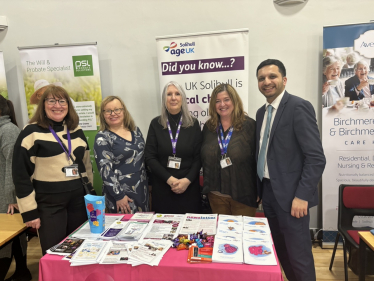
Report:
0,51,7,99
322,22,374,247
156,29,249,128
18,43,103,193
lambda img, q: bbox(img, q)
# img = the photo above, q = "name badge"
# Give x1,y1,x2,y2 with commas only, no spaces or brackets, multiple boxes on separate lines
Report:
167,156,182,169
64,164,79,177
220,157,232,169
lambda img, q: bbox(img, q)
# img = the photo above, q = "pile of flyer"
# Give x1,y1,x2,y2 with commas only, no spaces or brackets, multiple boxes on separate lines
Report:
242,216,277,266
179,213,217,235
212,215,244,264
212,215,277,265
140,214,185,240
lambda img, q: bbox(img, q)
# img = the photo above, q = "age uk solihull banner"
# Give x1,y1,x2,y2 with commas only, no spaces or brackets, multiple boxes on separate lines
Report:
18,43,103,193
156,29,249,128
322,22,374,247
0,51,7,99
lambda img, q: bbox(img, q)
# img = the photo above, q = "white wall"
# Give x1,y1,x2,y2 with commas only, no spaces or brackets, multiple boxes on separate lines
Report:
1,0,373,228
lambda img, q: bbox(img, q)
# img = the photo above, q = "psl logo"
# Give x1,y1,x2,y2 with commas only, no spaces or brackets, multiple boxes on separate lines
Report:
72,55,94,77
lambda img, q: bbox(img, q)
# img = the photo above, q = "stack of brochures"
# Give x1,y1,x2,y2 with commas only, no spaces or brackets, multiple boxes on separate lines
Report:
179,213,217,235
127,239,173,266
117,221,148,241
100,221,129,240
70,240,109,266
46,238,85,256
242,216,277,266
141,214,185,240
212,215,244,264
99,241,133,264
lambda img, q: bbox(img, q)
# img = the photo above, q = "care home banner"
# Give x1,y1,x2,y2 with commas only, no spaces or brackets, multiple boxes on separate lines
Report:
322,22,374,247
18,43,103,193
0,51,7,99
156,29,249,127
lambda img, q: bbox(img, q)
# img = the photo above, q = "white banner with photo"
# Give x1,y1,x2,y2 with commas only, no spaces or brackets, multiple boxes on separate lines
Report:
156,29,249,128
18,43,103,192
322,22,374,246
18,43,102,130
0,51,8,99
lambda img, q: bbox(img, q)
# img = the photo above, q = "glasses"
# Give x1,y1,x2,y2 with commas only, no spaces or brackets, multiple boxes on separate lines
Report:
103,108,124,115
45,98,68,106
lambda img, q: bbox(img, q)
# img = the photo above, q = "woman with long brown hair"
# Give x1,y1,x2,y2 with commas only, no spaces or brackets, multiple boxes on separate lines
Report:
201,83,257,216
12,85,93,255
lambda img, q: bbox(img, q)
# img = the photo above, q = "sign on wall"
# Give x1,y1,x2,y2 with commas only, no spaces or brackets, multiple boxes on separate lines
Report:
322,22,374,246
18,43,103,193
156,29,249,128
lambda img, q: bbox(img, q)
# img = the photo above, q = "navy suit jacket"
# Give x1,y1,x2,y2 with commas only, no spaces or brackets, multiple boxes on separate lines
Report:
344,75,374,101
256,91,326,212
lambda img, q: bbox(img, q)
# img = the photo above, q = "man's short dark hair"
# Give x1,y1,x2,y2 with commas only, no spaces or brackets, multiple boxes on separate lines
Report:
256,59,286,77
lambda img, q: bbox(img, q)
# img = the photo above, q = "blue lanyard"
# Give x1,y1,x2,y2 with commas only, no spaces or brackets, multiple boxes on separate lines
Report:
48,126,71,160
217,123,233,156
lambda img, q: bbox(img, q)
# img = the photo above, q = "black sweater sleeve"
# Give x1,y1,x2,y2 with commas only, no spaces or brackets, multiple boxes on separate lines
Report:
145,118,173,183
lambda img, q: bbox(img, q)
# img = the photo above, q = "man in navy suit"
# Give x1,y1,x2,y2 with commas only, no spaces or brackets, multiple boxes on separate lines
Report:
345,60,374,100
256,59,325,281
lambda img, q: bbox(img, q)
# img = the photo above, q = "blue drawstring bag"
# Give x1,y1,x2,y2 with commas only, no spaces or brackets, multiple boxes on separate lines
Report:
84,194,105,233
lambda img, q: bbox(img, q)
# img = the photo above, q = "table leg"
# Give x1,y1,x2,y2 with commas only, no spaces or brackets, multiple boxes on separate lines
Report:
359,237,366,281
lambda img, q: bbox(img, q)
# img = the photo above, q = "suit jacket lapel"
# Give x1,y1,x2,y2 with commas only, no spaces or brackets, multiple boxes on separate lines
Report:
268,91,289,146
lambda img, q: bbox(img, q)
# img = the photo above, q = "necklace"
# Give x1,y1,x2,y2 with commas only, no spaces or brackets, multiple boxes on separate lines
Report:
169,112,181,126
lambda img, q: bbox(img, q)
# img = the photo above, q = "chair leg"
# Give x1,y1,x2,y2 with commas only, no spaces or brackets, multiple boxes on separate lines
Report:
342,237,348,281
329,232,340,270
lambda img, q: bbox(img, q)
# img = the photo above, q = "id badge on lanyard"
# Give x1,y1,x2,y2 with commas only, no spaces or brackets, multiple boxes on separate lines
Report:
166,116,183,169
64,164,79,177
217,123,233,169
49,126,79,177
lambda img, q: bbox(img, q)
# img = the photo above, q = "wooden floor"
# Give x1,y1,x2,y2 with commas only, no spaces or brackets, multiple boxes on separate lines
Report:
5,238,374,281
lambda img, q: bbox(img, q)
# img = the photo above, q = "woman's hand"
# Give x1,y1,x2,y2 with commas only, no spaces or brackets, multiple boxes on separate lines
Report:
116,196,133,214
171,178,191,194
166,176,178,188
26,218,41,230
7,204,19,215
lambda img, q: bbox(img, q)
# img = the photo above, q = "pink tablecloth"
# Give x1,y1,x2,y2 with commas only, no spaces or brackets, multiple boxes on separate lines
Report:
39,246,284,281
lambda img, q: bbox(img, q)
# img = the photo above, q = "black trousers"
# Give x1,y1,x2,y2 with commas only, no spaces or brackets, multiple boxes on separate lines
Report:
36,188,87,255
262,179,316,281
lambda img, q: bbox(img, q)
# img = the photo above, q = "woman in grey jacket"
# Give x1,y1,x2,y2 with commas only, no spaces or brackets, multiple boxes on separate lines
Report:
0,95,31,281
322,55,345,107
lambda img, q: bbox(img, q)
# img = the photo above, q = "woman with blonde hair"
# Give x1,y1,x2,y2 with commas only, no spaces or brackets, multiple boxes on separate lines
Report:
201,83,257,216
94,96,149,214
145,81,202,214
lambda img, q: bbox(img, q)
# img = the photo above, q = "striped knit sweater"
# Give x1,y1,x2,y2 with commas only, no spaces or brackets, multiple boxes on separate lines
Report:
12,121,93,223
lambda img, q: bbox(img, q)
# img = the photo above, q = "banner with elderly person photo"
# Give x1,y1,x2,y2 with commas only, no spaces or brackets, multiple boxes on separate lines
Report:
0,51,7,99
18,43,103,193
18,43,102,131
322,22,374,247
156,29,249,128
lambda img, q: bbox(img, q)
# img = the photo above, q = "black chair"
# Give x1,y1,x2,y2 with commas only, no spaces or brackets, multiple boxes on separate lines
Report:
329,184,374,281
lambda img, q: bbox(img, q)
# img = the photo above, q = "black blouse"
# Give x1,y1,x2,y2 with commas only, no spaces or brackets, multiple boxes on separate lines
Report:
201,116,258,208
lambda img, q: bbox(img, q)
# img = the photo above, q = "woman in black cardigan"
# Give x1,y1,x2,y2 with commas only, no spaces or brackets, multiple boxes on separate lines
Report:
145,81,202,214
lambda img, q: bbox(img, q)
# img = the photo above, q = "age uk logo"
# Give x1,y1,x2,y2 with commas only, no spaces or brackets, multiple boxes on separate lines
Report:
163,41,195,57
72,55,94,77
